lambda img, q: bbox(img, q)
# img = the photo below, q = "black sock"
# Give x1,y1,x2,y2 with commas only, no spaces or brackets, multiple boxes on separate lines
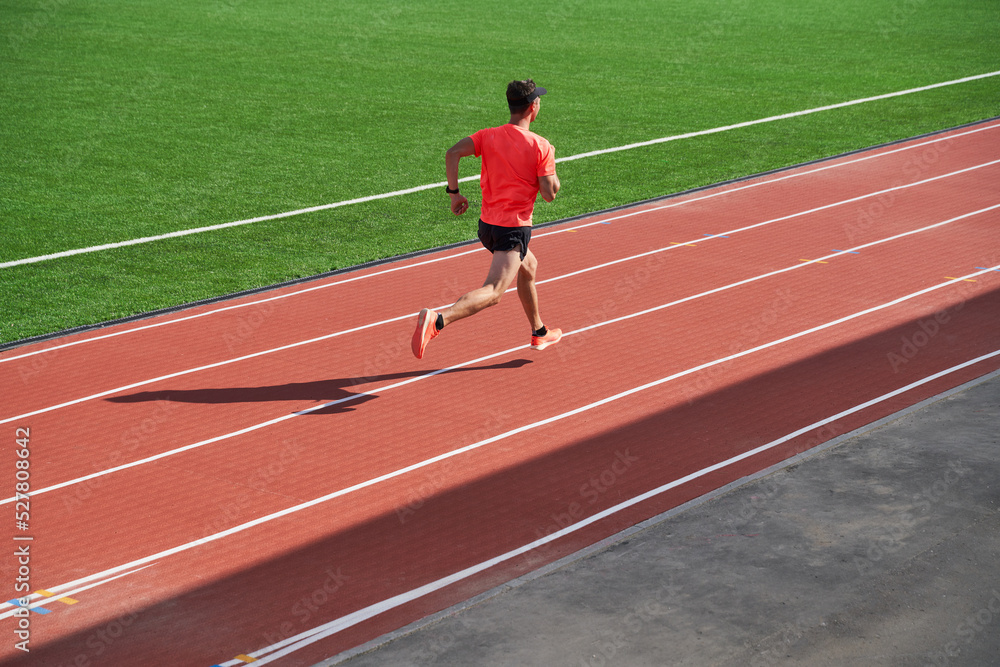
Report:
435,313,445,331
533,325,547,337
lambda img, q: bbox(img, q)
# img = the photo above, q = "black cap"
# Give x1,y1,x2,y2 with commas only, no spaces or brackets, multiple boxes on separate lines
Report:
507,86,547,110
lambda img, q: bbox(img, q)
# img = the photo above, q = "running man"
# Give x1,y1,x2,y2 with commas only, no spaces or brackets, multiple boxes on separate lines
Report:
412,79,562,359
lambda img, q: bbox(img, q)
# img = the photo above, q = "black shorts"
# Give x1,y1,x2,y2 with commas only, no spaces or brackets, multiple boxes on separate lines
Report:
478,220,531,261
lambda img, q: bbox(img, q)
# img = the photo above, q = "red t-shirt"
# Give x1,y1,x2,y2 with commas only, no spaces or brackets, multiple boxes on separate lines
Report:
470,124,556,227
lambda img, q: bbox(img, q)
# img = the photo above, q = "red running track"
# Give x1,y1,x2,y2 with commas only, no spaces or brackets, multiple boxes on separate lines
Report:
1,119,999,666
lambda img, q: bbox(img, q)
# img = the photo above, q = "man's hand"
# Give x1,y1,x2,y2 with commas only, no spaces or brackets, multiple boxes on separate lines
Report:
446,137,476,216
450,192,469,216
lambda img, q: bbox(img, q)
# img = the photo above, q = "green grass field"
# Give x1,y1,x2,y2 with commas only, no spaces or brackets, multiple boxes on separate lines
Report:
2,0,998,345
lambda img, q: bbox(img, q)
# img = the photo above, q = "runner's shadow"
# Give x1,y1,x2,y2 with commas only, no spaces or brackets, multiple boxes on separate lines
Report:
106,359,533,415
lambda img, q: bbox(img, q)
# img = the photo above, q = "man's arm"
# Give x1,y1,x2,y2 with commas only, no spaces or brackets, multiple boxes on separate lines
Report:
538,173,560,203
446,137,476,215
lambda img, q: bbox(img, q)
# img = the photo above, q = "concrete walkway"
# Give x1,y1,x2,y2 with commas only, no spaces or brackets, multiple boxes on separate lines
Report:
326,370,1000,667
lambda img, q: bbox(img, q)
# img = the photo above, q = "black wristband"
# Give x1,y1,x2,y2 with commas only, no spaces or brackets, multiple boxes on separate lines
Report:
445,186,460,194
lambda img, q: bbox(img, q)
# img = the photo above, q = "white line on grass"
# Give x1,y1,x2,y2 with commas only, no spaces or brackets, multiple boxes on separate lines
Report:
3,254,998,508
2,160,997,425
556,71,1000,162
28,269,1000,621
2,121,996,364
235,347,1000,666
2,71,997,270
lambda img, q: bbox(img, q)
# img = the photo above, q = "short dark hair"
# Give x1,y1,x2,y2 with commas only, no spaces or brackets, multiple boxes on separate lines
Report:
506,79,537,113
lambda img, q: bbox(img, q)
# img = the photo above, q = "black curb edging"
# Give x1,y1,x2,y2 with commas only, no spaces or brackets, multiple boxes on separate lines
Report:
3,114,998,354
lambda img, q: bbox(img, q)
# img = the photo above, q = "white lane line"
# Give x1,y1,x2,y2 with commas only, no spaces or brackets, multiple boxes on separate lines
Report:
2,72,997,270
29,266,1000,604
3,120,997,365
4,159,997,426
0,246,486,364
0,311,420,425
559,207,1000,338
238,347,1000,665
3,208,997,504
0,564,154,620
538,163,1000,286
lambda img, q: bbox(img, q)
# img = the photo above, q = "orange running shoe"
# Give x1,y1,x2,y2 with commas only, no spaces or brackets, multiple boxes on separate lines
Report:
412,308,440,359
530,327,562,350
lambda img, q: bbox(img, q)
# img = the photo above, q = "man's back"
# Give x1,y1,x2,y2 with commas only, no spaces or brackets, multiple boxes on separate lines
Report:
471,124,555,228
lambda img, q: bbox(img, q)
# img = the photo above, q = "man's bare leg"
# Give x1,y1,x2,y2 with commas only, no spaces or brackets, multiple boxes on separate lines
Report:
413,246,561,358
516,248,543,331
440,248,523,327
